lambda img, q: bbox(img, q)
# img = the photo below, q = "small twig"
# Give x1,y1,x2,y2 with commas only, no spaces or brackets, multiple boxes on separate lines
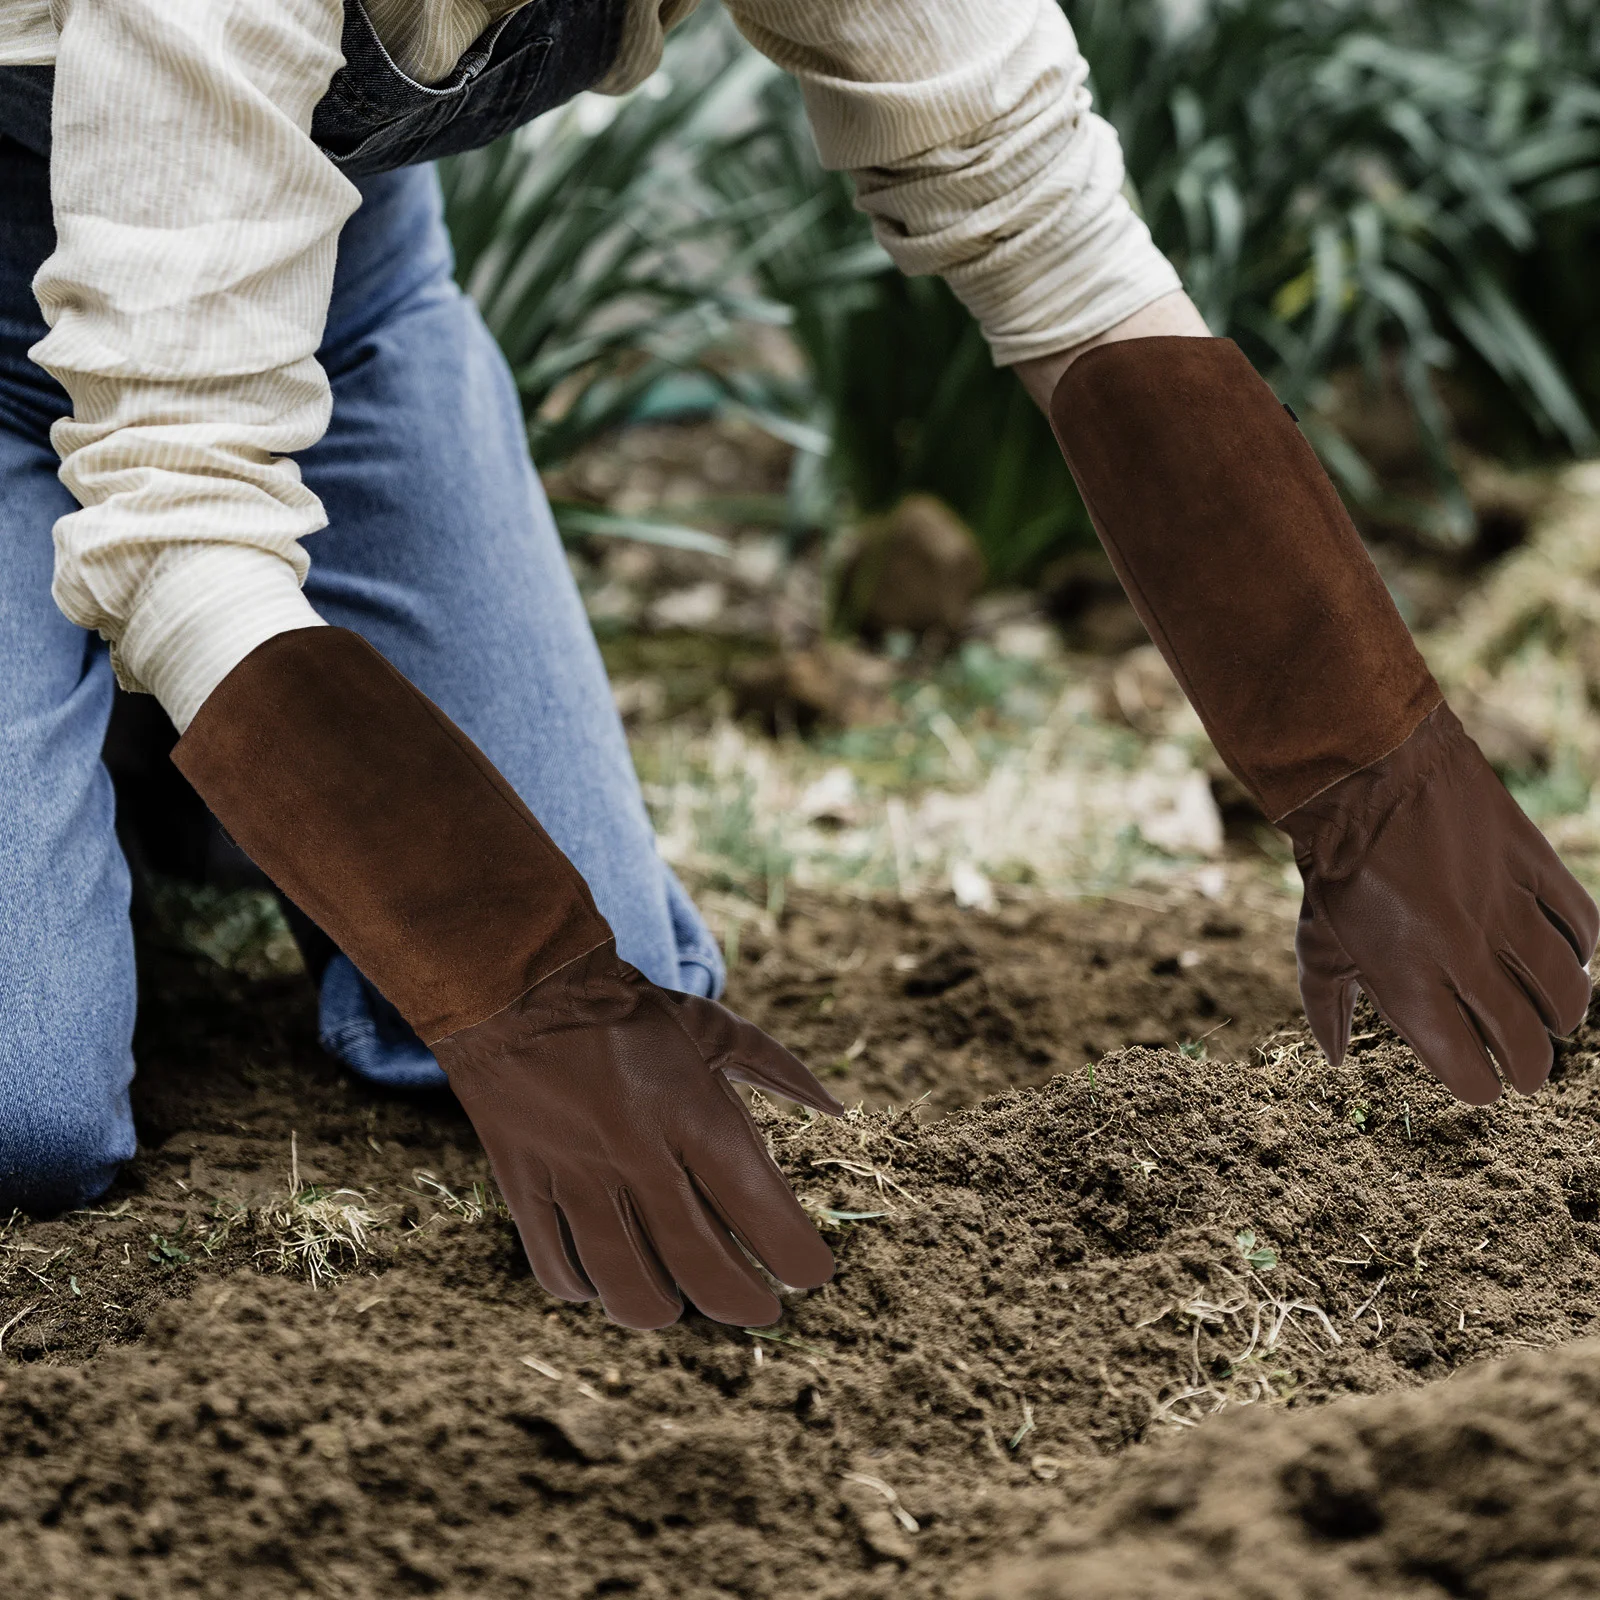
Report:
1351,1276,1388,1329
0,1304,38,1356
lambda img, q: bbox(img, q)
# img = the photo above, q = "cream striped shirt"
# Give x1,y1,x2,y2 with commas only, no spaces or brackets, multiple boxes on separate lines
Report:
1,1,1179,729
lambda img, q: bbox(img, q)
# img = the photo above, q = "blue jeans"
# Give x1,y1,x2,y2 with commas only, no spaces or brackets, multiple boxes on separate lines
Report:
0,146,721,1215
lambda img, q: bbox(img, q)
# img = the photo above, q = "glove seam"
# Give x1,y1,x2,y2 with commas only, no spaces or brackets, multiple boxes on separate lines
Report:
1284,700,1454,866
1268,690,1444,825
427,934,619,1052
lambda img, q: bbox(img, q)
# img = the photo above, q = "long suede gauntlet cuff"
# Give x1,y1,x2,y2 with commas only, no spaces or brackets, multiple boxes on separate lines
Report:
172,627,613,1043
1049,337,1442,820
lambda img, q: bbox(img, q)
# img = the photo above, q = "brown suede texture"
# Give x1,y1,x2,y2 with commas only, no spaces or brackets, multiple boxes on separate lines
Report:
172,627,612,1043
1050,337,1442,820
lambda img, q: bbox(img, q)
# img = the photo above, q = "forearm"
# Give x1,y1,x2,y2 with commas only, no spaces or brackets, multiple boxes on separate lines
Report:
1044,334,1597,1104
33,0,357,729
1012,289,1211,410
726,0,1184,365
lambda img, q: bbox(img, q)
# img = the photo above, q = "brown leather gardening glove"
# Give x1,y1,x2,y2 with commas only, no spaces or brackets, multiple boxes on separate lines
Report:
440,945,841,1328
1052,337,1597,1103
174,627,840,1327
1285,703,1598,1103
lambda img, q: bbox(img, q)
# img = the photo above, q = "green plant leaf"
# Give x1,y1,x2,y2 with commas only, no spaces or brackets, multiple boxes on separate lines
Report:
549,503,733,556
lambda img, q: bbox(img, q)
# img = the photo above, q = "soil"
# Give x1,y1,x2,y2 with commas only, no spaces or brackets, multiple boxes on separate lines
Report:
731,887,1303,1114
963,1336,1600,1599
5,889,1600,1600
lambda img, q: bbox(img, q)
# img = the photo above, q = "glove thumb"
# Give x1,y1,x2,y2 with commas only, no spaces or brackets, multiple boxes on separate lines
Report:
1295,891,1360,1069
667,992,846,1117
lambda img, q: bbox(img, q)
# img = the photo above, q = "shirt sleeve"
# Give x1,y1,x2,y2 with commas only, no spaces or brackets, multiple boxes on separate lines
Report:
31,0,359,730
721,0,1182,366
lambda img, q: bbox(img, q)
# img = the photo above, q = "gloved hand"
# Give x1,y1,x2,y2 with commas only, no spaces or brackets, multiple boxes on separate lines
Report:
1049,336,1597,1103
1287,704,1597,1103
174,627,840,1327
441,944,841,1328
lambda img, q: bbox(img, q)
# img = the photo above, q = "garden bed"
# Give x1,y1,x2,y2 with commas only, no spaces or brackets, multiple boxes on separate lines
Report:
5,888,1600,1599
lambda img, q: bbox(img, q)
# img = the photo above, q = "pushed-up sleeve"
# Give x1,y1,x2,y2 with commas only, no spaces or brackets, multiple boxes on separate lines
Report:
723,0,1182,365
31,0,359,729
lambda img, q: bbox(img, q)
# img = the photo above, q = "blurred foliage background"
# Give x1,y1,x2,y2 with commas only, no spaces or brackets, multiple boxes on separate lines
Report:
441,0,1600,581
158,0,1600,975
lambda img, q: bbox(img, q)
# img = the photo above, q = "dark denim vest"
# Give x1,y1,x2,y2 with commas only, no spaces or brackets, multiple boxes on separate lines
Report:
0,0,624,175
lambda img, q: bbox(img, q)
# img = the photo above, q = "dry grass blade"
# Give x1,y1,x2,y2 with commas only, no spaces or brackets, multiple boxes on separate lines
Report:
241,1131,385,1288
808,1157,911,1200
256,1168,381,1291
842,1472,919,1534
520,1353,606,1402
1152,1256,1344,1429
0,1303,38,1357
412,1171,496,1222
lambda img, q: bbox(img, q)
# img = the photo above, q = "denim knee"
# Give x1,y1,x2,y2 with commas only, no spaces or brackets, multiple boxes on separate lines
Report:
0,1064,135,1216
0,979,136,1216
0,821,139,1214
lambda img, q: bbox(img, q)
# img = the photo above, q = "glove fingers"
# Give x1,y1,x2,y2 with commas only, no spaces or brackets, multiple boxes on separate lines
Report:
478,1152,597,1304
685,1079,836,1293
1502,903,1593,1037
1299,966,1358,1070
1513,820,1600,961
670,994,846,1118
1534,879,1600,969
1374,985,1504,1105
509,1192,598,1305
1461,960,1555,1097
556,1187,684,1331
631,1172,783,1327
1295,895,1359,1068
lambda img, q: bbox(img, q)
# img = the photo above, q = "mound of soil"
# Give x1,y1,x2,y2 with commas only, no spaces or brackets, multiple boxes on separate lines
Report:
3,897,1600,1599
965,1337,1600,1599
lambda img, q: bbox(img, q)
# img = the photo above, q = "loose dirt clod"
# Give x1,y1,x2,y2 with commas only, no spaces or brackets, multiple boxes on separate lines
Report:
3,908,1600,1599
